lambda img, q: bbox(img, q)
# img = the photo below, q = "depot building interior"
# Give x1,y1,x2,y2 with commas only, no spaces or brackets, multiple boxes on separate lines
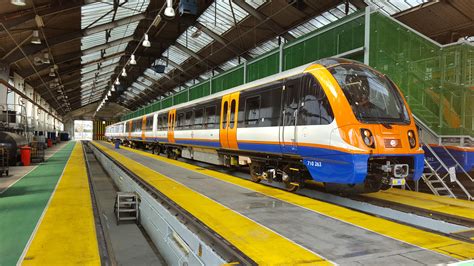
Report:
0,0,473,265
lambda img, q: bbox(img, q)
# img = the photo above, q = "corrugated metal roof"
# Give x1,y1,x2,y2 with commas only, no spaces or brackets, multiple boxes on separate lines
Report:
176,25,214,53
122,1,268,102
365,0,430,15
289,3,358,38
197,1,262,36
80,0,149,105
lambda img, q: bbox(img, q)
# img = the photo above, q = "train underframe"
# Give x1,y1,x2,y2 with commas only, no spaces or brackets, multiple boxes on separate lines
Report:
116,139,412,194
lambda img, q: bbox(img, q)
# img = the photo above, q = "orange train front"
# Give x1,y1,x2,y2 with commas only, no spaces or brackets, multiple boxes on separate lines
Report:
106,58,424,193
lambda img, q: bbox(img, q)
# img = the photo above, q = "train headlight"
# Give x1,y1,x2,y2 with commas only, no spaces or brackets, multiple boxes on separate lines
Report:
407,130,416,148
360,129,375,148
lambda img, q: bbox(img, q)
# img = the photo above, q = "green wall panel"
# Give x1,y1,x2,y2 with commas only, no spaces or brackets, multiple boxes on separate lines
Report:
211,67,244,94
173,90,188,105
189,82,210,100
247,52,279,82
284,14,364,70
162,97,173,109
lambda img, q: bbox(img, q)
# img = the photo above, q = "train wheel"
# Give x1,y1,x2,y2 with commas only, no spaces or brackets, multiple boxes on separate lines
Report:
154,146,161,155
171,151,179,160
283,180,299,192
249,163,262,183
281,166,300,192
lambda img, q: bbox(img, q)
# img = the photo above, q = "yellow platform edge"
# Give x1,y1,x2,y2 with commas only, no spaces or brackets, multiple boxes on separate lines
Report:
365,189,474,221
22,142,101,265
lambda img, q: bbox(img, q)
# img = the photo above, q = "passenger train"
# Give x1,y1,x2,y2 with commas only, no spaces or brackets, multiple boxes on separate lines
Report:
105,58,424,193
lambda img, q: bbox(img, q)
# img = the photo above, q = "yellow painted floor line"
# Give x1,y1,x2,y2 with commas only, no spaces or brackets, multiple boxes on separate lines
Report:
93,142,330,265
365,189,474,221
103,141,474,261
22,142,100,265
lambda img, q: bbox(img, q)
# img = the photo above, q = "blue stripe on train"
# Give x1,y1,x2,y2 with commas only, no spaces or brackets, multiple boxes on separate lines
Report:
175,139,221,147
128,137,424,184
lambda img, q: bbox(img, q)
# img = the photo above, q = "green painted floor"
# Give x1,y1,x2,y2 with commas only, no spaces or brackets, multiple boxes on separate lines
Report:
0,141,76,266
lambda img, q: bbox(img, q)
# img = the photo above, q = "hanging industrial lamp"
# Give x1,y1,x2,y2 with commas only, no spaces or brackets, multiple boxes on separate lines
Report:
11,0,26,6
49,67,56,77
121,68,127,77
142,34,151,47
164,0,175,18
31,30,41,44
130,54,137,65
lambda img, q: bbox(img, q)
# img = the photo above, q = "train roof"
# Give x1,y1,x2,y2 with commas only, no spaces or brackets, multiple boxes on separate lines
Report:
107,58,369,128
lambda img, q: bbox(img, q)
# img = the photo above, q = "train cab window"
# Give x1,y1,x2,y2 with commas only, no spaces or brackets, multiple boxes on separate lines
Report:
194,108,203,129
177,113,185,129
204,106,217,129
185,111,193,129
298,75,334,125
244,96,260,126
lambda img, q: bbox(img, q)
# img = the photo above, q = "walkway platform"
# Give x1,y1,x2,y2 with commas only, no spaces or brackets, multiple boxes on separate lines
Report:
93,141,474,265
0,141,100,266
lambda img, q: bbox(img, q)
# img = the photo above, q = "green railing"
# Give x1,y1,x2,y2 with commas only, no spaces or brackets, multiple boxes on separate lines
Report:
121,9,473,137
369,12,473,136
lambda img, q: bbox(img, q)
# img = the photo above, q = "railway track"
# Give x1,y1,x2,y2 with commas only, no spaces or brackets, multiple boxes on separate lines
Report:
86,141,256,265
117,143,474,244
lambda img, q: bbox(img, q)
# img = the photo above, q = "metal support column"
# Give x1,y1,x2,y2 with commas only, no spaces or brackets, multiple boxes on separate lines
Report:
363,6,371,65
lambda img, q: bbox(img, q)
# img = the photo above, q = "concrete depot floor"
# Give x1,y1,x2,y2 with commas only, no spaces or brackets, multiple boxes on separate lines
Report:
97,142,466,265
0,141,70,193
85,145,165,265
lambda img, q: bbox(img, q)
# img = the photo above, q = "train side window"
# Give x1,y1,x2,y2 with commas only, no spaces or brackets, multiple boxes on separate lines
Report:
260,84,282,127
194,108,203,129
222,102,228,129
125,122,130,132
177,113,185,129
145,115,153,131
245,96,260,126
283,78,301,126
298,75,334,125
204,106,216,129
185,111,193,129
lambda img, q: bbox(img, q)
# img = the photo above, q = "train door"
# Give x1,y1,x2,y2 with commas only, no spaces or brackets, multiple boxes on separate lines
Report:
167,109,176,143
141,116,146,140
219,92,240,149
280,77,300,154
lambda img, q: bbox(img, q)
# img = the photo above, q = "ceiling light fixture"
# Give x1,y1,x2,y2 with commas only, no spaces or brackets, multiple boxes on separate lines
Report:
31,30,41,45
115,79,120,85
121,68,127,77
164,0,175,18
42,52,50,64
130,54,137,65
11,0,26,6
142,33,151,47
49,67,56,77
108,90,111,97
111,85,115,92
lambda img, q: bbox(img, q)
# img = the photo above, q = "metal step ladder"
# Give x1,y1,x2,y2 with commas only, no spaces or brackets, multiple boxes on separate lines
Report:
421,158,456,198
422,145,473,200
440,145,474,184
114,192,139,225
